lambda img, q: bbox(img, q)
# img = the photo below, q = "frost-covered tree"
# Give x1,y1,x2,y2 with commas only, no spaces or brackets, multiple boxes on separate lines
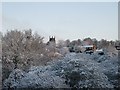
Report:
83,37,93,45
65,39,70,47
2,29,47,81
98,39,109,49
57,40,66,48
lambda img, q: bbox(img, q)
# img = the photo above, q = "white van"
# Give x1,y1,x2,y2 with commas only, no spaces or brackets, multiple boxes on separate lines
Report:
81,45,94,54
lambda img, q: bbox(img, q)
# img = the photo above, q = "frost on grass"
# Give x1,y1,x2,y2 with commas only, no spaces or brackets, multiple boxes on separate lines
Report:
3,53,117,89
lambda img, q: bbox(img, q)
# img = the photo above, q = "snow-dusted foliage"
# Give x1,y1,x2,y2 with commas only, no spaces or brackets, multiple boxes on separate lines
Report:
57,47,69,56
2,30,65,81
2,30,119,89
3,53,118,89
48,53,114,88
3,68,68,88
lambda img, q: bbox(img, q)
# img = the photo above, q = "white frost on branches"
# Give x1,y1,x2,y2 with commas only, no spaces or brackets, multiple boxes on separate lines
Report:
3,53,118,88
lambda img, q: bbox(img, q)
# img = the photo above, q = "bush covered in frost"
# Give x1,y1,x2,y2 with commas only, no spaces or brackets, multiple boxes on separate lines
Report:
3,53,116,89
3,68,68,89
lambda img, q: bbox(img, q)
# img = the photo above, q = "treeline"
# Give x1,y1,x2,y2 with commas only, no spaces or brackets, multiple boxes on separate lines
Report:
60,38,116,49
58,37,118,54
1,29,118,82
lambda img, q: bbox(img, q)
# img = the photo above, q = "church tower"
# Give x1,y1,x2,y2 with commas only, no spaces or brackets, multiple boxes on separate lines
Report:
47,36,56,47
46,36,56,53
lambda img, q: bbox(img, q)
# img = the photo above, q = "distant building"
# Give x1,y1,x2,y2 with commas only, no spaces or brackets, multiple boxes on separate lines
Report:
47,36,56,46
46,36,56,53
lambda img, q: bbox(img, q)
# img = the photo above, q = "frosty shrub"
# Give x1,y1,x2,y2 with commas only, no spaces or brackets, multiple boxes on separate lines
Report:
3,68,68,89
3,53,114,89
3,53,116,89
49,53,114,88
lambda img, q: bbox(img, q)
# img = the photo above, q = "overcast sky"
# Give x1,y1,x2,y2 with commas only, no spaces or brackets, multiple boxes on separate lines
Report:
2,2,118,42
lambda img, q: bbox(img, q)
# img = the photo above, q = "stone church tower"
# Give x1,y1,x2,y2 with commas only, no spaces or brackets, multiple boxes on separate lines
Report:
47,36,56,47
46,36,56,53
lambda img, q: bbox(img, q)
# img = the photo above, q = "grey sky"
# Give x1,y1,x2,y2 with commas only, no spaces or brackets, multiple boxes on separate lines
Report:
2,2,118,42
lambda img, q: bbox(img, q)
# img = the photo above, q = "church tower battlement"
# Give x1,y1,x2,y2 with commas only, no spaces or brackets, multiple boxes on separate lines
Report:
47,36,56,46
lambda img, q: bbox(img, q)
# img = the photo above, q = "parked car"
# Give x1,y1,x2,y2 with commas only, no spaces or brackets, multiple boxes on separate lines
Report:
81,45,94,54
95,49,104,55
